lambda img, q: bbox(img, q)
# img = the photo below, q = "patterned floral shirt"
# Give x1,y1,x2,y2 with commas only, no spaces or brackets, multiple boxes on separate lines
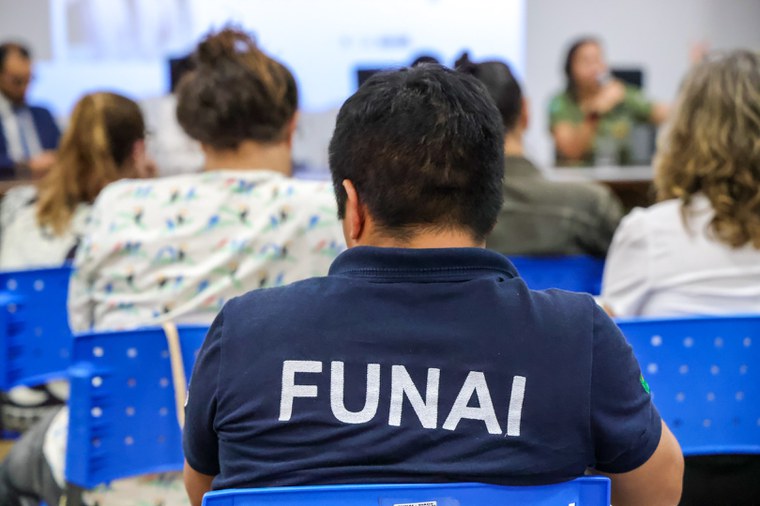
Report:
68,170,345,332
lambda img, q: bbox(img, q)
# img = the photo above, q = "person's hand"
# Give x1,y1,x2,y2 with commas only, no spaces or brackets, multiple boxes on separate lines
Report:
591,80,626,115
26,150,56,173
690,41,710,65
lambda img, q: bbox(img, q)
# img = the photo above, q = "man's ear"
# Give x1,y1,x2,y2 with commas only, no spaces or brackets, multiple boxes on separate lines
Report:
341,179,365,246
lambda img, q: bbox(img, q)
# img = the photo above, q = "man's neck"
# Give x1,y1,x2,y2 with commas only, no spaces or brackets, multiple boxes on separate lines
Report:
203,140,292,176
358,229,483,249
503,132,524,158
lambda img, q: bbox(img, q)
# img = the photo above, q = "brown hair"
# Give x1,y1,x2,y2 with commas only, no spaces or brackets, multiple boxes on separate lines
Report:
176,27,298,150
655,50,760,249
36,92,145,235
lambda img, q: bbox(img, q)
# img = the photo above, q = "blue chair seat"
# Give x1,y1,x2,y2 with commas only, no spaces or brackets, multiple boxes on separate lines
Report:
202,479,611,505
509,256,604,295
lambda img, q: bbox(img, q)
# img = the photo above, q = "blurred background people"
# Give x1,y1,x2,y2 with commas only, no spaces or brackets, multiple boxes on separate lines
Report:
0,42,60,174
549,37,669,166
0,91,151,269
456,53,623,257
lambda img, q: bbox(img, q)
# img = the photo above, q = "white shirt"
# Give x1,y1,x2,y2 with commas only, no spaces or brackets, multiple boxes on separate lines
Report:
68,170,345,332
601,195,760,317
0,93,43,163
0,186,90,269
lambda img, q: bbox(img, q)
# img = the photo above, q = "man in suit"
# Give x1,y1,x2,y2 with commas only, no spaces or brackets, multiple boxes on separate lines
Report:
0,42,60,174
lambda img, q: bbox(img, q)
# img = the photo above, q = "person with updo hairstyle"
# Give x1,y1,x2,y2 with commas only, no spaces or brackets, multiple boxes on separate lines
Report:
602,49,760,505
67,27,344,333
455,52,623,257
0,28,344,506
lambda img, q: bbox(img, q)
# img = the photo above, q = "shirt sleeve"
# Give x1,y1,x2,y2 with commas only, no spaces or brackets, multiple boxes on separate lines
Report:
623,86,654,123
549,93,583,129
600,209,652,316
590,305,662,473
183,308,223,476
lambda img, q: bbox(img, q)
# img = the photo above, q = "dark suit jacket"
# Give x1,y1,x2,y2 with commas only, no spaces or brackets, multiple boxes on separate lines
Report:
0,105,61,171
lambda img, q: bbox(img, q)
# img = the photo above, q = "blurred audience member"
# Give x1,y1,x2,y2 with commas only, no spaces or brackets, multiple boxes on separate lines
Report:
68,27,345,333
456,53,622,256
0,91,150,465
602,50,760,506
0,92,151,269
0,42,60,174
602,50,760,318
550,37,668,166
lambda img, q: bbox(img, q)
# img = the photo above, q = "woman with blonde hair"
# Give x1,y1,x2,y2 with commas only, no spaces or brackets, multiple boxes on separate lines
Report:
0,91,151,268
601,50,760,505
602,50,760,317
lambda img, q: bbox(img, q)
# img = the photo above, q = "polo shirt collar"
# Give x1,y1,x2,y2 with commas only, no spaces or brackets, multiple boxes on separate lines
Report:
329,246,518,281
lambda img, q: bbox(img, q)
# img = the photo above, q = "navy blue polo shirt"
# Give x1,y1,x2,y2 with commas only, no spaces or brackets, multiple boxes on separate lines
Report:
184,246,661,489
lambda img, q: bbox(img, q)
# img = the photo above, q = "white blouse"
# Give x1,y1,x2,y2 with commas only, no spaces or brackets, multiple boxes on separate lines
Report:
601,195,760,317
0,185,91,269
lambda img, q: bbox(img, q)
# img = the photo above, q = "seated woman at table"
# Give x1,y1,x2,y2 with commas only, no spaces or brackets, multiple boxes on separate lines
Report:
0,92,152,269
549,37,668,166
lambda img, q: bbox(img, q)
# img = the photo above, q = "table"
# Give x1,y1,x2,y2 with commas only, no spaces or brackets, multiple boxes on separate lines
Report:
544,165,655,209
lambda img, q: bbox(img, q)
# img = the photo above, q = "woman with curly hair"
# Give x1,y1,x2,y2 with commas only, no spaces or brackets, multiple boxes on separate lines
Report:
602,50,760,317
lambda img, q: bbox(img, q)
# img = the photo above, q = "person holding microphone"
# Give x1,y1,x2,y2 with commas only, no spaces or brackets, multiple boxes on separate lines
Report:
549,37,668,166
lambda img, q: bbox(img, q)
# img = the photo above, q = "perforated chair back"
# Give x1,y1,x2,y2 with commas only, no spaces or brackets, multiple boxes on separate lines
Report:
65,325,209,488
509,256,604,295
617,315,760,456
202,478,611,506
0,266,73,389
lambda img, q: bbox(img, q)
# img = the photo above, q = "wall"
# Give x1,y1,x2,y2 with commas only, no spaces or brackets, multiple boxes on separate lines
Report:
524,0,760,166
0,0,52,59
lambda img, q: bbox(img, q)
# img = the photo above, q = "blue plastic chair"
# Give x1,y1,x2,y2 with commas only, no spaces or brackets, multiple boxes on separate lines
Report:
617,315,760,456
202,478,611,506
0,265,73,389
65,325,209,489
509,256,605,295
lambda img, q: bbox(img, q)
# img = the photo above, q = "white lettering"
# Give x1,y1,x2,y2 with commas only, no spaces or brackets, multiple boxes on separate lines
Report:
506,376,527,437
389,366,440,429
330,361,380,424
279,360,322,421
442,371,502,435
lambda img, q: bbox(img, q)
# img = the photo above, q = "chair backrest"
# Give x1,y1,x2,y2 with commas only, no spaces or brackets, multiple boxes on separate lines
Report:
617,315,760,456
509,256,604,295
202,478,611,506
65,324,208,488
0,265,73,389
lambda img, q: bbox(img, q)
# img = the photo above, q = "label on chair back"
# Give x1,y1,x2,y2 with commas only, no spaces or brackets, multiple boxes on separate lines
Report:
393,502,437,506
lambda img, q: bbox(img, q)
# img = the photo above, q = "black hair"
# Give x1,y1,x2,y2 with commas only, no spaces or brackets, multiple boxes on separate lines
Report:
410,54,440,67
176,28,298,150
563,37,600,100
0,42,31,72
328,64,505,242
456,52,523,133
